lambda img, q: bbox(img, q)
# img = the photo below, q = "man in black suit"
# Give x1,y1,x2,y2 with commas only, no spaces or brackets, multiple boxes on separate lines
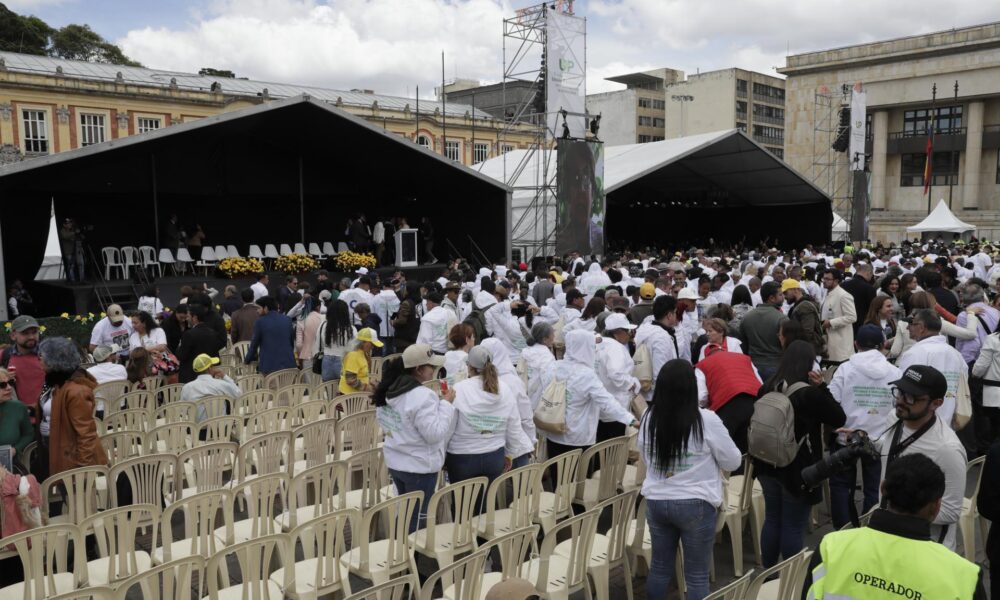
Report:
277,276,301,314
840,262,876,335
176,304,226,383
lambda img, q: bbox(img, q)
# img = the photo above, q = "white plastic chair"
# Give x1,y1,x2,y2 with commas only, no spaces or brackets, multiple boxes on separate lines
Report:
294,242,308,255
704,569,755,599
719,456,761,576
309,243,326,259
535,449,581,534
265,244,280,259
226,244,241,258
102,247,125,279
0,524,87,598
272,508,358,599
213,245,229,260
138,246,162,277
153,489,229,565
280,243,294,256
410,477,487,569
196,246,217,275
339,491,422,585
337,242,350,253
80,503,159,587
477,464,541,541
175,247,194,273
744,549,812,600
205,534,289,600
249,245,265,260
961,455,988,561
158,248,177,276
322,242,336,256
120,246,140,278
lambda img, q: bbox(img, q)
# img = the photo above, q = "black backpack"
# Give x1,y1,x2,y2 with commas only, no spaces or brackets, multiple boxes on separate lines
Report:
463,304,491,344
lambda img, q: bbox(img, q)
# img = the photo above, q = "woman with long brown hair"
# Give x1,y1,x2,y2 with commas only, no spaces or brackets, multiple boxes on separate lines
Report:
864,295,897,347
42,337,107,478
126,347,152,387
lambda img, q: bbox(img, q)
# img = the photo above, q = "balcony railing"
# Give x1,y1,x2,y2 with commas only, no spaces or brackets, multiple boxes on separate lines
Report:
753,113,784,126
753,92,784,105
888,127,966,139
753,134,784,146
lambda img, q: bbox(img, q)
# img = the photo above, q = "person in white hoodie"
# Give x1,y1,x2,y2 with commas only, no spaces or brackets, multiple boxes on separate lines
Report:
520,321,557,412
374,343,455,533
476,286,526,365
447,346,533,513
596,313,641,441
639,359,742,600
481,338,536,467
416,291,455,355
896,308,968,429
828,324,902,530
634,296,681,403
539,329,638,457
581,262,612,298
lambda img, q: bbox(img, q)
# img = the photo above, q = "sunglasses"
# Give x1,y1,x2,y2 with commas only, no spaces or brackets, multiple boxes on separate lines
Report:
0,380,13,389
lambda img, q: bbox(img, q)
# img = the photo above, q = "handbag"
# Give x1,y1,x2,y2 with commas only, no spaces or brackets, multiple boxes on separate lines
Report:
151,351,180,375
533,378,568,434
312,322,326,374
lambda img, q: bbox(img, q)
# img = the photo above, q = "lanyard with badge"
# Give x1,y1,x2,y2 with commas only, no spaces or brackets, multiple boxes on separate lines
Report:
885,415,936,466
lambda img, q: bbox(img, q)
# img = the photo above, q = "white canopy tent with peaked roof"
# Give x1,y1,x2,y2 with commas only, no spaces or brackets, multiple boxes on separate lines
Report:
906,199,976,239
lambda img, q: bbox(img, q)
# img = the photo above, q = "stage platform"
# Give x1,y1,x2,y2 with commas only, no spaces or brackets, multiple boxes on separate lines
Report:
32,263,450,317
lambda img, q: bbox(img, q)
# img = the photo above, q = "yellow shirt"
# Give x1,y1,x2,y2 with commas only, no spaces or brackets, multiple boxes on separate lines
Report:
339,350,370,394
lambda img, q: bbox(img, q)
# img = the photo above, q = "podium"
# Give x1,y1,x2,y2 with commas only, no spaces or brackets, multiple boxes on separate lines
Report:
394,228,419,267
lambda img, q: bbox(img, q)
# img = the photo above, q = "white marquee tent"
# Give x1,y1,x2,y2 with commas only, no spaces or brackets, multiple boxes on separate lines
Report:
906,199,976,235
34,201,62,280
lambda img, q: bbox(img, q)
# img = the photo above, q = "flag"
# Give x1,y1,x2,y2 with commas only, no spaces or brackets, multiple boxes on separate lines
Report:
922,120,935,195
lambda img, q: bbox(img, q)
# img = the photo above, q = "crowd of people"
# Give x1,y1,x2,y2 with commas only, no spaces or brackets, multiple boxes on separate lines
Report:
6,237,1000,598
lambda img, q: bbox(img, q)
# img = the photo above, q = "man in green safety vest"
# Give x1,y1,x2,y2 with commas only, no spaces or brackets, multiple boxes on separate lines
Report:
803,453,985,599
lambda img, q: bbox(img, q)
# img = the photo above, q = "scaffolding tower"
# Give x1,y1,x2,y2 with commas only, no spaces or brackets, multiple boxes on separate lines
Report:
811,88,854,241
497,2,569,261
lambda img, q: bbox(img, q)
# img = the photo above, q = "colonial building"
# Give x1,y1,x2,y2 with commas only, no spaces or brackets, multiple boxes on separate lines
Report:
780,22,1000,242
0,51,536,167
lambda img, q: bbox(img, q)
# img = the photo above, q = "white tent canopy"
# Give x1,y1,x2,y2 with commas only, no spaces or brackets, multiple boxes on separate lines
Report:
906,199,976,234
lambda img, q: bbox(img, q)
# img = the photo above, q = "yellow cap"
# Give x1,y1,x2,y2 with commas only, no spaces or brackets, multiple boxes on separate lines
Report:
193,354,220,373
356,327,384,348
549,271,564,284
639,282,656,299
780,279,801,293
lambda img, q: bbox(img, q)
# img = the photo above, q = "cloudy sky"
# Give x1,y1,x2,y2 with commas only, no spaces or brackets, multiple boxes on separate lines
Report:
7,0,1000,97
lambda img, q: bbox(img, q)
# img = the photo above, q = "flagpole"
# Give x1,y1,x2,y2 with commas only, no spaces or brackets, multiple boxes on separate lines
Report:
926,83,937,215
948,80,959,209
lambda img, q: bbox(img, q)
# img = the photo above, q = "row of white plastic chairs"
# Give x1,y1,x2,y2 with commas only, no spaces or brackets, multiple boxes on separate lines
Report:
101,241,351,279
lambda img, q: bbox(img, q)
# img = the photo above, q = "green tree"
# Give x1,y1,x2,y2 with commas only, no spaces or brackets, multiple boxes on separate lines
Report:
49,24,141,66
0,3,52,55
199,67,236,78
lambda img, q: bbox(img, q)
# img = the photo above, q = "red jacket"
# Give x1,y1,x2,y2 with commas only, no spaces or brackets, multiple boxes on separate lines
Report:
2,347,44,419
696,350,761,411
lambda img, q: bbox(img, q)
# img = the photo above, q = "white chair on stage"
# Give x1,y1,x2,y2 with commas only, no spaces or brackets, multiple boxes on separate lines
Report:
196,246,217,275
249,245,265,261
322,242,336,256
280,243,294,256
309,243,326,260
294,243,308,255
120,246,140,278
337,242,349,253
102,247,125,279
158,249,177,276
227,244,241,258
264,244,280,269
175,247,194,274
213,245,229,260
138,246,162,278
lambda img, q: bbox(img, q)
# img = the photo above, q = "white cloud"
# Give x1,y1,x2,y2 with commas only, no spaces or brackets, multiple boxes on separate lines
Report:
116,0,1000,101
4,0,71,10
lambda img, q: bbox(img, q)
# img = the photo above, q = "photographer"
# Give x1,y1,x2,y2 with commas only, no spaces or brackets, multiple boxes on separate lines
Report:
873,365,967,551
827,324,901,529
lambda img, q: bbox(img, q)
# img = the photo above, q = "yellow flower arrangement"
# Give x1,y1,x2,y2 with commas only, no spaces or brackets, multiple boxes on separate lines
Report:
275,253,319,274
334,251,377,271
217,257,265,278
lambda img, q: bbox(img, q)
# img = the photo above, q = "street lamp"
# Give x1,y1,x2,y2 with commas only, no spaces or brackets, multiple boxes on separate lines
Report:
671,94,695,137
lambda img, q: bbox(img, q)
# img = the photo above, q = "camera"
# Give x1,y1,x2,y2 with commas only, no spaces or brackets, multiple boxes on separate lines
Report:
800,430,879,490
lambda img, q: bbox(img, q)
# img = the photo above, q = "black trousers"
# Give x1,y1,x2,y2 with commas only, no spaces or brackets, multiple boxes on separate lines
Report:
716,393,757,455
596,421,627,443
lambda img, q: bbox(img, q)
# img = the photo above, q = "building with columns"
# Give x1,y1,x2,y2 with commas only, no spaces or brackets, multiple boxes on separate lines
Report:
0,50,536,167
780,22,1000,242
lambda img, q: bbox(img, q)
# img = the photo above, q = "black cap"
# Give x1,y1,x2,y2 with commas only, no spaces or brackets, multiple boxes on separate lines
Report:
890,365,947,399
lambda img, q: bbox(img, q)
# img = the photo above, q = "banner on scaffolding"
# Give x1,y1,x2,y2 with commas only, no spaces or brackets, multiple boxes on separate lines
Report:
849,84,867,171
555,139,605,255
546,8,587,139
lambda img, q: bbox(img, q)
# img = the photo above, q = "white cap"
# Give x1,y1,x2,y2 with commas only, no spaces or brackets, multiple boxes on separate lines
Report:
677,288,698,301
356,267,369,275
604,313,636,332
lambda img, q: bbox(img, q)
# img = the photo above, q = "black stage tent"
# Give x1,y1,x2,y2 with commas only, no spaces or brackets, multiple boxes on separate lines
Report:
480,129,833,253
0,95,512,307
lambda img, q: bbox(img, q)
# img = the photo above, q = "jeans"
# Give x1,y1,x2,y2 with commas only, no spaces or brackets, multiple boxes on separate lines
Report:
757,366,778,384
387,468,439,533
646,498,717,600
758,474,813,567
828,442,882,529
511,453,532,469
446,447,505,515
321,355,343,382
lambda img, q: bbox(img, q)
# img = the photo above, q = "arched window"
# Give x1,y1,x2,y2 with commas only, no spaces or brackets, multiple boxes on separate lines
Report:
416,135,431,149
